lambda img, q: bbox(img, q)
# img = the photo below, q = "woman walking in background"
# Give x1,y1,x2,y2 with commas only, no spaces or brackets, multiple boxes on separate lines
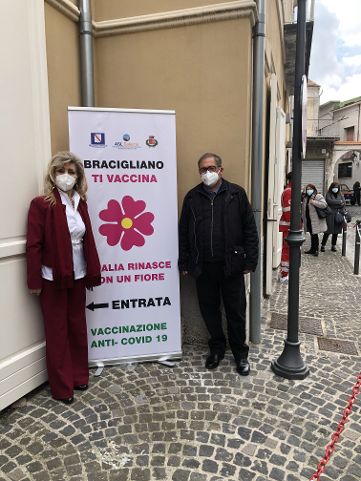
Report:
301,183,328,256
321,182,345,252
26,152,101,404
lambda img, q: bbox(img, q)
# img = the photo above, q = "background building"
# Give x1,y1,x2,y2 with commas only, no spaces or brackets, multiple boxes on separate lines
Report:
304,91,361,197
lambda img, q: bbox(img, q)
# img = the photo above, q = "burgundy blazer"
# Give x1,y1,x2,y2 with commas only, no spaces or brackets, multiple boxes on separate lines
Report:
26,195,101,290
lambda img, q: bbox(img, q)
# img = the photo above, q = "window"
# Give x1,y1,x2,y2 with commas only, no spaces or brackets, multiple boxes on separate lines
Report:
338,162,352,178
344,126,355,141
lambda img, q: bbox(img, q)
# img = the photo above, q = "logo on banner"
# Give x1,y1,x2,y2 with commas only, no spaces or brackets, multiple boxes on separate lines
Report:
146,135,158,147
113,133,141,150
99,196,154,251
90,132,106,147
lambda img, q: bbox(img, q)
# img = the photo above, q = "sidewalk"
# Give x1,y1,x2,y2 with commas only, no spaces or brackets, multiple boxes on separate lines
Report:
1,250,361,481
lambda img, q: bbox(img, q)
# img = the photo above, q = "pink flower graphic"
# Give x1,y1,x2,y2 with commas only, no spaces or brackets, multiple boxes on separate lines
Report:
99,196,154,251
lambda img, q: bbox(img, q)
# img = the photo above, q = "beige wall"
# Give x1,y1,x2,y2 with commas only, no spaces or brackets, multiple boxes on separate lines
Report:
45,3,82,153
92,0,237,21
266,0,287,109
95,18,253,204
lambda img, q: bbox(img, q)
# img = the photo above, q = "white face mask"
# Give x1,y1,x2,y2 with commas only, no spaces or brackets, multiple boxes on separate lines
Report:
55,173,76,192
201,170,219,187
331,187,339,193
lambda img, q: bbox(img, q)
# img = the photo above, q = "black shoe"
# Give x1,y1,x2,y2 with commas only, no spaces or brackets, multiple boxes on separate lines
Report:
56,397,74,405
74,384,88,391
313,251,319,256
236,359,250,376
205,352,224,369
304,250,315,254
331,246,337,252
320,246,325,252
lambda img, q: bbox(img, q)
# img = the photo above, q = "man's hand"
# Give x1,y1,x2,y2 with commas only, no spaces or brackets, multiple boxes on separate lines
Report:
29,288,42,296
181,271,189,276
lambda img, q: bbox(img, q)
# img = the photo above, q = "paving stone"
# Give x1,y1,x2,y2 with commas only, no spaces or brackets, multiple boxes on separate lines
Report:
7,468,26,481
219,463,236,477
33,471,51,481
188,473,208,481
202,459,218,474
234,452,252,467
199,445,214,457
238,469,257,481
172,469,190,481
270,467,285,480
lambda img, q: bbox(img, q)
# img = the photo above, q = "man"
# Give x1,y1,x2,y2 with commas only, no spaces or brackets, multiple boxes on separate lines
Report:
179,153,258,376
279,172,292,282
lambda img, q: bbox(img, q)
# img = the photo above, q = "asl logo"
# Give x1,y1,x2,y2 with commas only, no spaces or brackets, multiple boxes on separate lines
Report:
146,135,158,147
113,133,141,150
90,132,106,147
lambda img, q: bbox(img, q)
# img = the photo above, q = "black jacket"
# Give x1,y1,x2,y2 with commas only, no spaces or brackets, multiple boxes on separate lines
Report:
179,179,259,277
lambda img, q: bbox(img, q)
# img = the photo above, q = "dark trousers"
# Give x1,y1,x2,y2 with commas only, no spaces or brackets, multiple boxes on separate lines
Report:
321,233,338,246
310,233,319,252
196,262,249,361
40,278,89,399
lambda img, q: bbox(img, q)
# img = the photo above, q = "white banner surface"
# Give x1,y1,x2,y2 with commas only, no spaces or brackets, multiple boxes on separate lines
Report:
68,107,181,364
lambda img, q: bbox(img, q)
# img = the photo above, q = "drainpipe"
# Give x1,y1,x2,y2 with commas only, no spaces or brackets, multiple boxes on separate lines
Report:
250,0,266,344
79,0,94,106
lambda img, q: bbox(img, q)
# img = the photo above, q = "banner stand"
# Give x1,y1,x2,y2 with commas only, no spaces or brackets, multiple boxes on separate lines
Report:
68,107,182,367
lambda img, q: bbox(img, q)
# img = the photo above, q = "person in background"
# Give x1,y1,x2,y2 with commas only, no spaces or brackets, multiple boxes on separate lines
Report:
321,182,345,252
279,172,292,282
301,183,327,256
179,153,258,376
26,151,101,404
353,181,360,206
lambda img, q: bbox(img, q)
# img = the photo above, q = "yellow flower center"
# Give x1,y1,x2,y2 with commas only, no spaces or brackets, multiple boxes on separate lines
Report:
121,217,133,229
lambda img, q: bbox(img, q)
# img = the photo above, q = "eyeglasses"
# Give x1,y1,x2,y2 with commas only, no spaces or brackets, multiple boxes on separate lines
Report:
199,166,219,174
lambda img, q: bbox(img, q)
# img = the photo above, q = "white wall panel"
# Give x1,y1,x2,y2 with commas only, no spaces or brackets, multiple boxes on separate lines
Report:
0,0,51,411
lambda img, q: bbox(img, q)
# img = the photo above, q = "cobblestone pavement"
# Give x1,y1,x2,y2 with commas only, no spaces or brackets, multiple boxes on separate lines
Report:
1,251,361,481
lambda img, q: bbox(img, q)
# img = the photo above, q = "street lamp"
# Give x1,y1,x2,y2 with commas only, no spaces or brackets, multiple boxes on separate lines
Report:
271,0,310,380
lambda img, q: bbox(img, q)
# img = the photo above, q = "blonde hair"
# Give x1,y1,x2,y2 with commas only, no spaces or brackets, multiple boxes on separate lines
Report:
44,151,88,205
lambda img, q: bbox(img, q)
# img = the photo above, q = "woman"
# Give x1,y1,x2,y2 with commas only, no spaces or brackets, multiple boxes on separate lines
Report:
321,182,345,252
301,183,328,256
26,152,101,404
353,181,360,206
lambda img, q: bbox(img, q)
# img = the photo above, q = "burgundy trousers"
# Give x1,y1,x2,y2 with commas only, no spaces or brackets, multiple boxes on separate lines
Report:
40,278,89,399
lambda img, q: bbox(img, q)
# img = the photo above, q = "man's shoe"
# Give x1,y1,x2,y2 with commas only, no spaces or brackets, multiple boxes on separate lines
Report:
304,250,315,254
320,246,325,252
205,352,224,369
331,246,337,252
236,359,250,376
74,384,88,391
313,251,319,256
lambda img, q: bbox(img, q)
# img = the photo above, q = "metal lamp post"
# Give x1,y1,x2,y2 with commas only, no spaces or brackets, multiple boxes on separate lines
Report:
271,0,310,380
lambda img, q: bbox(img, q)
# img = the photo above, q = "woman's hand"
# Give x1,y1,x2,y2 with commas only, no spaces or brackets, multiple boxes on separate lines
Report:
29,288,42,296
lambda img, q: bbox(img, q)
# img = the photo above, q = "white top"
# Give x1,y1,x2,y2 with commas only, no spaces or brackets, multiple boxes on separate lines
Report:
42,189,87,281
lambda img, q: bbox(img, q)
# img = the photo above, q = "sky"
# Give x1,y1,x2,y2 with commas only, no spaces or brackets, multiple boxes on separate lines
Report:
309,0,361,105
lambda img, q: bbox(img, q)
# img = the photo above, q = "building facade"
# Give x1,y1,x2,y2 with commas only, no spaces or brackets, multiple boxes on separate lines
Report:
0,0,313,409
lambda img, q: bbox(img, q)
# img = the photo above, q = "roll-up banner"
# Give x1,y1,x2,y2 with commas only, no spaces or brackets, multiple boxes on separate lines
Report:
68,107,182,365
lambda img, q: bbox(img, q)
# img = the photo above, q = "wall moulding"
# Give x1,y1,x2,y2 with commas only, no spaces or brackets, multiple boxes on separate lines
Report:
92,1,258,37
45,0,80,22
0,239,26,259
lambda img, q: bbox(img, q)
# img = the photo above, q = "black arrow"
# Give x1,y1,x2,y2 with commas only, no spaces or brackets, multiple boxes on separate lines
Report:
86,302,109,311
